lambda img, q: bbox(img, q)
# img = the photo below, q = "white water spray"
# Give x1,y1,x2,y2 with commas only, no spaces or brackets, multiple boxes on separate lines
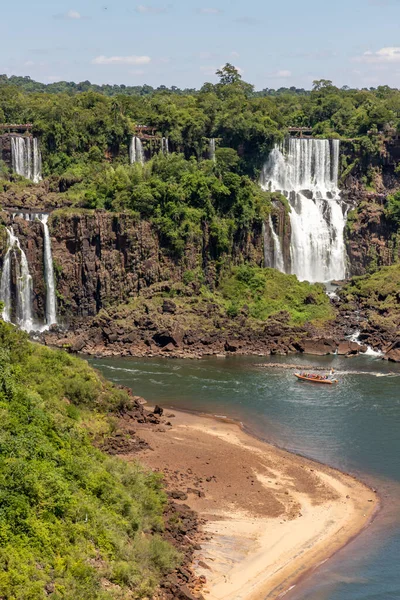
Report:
39,215,57,326
268,215,285,272
161,137,169,154
0,228,34,331
260,138,348,282
209,138,216,162
11,136,42,183
129,136,145,164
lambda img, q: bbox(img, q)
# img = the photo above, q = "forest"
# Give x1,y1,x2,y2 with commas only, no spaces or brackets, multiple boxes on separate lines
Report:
1,65,400,257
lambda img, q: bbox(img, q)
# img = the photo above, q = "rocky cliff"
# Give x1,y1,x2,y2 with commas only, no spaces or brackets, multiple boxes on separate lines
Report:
0,209,265,319
345,194,399,275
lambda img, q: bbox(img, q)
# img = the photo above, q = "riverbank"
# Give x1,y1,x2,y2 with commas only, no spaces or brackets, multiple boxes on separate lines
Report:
122,408,378,600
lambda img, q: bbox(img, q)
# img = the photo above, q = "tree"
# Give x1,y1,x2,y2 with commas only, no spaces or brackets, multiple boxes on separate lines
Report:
216,63,242,86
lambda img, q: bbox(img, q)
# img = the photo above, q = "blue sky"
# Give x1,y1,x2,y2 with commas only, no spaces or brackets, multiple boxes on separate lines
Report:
2,0,400,89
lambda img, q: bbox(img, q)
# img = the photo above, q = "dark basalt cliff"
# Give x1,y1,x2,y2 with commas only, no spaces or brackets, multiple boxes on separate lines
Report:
345,193,399,275
1,209,265,319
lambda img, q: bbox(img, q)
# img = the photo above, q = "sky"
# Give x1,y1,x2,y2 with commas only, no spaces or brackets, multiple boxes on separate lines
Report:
2,0,400,89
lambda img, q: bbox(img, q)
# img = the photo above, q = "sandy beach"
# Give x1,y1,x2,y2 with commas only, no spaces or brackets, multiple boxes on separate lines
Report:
126,409,379,600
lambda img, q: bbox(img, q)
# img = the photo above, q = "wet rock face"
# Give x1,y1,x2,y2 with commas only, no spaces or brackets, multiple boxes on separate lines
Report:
38,211,264,318
345,194,399,276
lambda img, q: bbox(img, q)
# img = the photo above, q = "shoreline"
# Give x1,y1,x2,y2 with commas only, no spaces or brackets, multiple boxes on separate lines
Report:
126,407,379,600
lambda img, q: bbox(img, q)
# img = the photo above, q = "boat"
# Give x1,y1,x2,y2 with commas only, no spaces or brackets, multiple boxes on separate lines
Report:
295,373,338,385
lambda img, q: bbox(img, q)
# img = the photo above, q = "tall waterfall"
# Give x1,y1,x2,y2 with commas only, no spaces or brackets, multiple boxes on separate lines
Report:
161,137,169,154
1,214,57,331
268,216,285,272
260,138,347,282
11,136,42,183
0,228,34,331
129,136,145,164
40,215,57,326
209,138,216,162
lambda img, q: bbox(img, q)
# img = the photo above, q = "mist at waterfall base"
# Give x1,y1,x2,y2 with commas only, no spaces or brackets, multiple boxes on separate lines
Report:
11,136,42,183
261,138,348,283
90,353,400,600
0,213,57,332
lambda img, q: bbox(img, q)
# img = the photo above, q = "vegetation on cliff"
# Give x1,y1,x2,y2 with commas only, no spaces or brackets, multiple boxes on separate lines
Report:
0,321,179,599
219,267,333,324
1,66,400,260
340,264,400,334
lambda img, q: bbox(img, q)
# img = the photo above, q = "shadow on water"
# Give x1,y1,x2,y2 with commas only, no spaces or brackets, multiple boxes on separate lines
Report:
89,354,400,600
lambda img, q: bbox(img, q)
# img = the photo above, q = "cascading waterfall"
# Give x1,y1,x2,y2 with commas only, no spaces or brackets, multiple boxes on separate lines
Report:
0,228,34,331
40,214,57,326
1,213,57,331
209,138,216,162
129,136,145,164
262,222,271,268
260,138,348,282
268,215,285,272
161,137,169,154
11,136,42,183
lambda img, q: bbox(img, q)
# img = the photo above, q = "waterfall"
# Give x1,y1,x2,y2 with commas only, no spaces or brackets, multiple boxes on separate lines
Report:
161,137,169,154
0,228,34,331
0,234,12,323
209,138,216,162
262,222,271,268
260,138,348,283
0,214,57,331
39,215,57,326
268,216,285,272
129,136,145,164
11,136,42,183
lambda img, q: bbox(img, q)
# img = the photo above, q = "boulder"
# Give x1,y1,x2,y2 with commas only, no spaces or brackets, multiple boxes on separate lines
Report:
337,341,362,355
162,299,177,314
385,341,400,363
224,340,239,352
302,338,337,356
153,326,183,348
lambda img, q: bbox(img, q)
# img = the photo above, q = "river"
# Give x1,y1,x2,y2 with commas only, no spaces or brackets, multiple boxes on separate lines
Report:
89,354,400,600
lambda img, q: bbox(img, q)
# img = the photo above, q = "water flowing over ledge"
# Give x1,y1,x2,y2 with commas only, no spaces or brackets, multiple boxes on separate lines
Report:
11,136,42,183
260,138,348,283
129,136,145,164
0,213,57,332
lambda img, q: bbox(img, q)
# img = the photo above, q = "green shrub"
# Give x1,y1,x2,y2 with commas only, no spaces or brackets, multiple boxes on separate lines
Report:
0,321,180,599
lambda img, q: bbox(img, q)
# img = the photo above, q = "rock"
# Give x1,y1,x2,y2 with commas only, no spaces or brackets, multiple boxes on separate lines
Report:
168,490,188,501
153,326,184,348
385,341,400,362
301,338,337,356
69,336,86,353
154,405,164,416
162,299,177,314
224,340,239,352
337,341,362,355
187,488,206,498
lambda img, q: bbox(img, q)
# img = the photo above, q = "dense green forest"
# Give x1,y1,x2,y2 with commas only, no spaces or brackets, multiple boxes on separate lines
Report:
1,65,400,257
0,321,179,599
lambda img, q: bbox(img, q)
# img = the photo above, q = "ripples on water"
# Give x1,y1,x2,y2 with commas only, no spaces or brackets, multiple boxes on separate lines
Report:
90,354,400,600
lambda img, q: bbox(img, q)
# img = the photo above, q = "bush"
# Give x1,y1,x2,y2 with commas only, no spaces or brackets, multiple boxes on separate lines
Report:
0,321,180,599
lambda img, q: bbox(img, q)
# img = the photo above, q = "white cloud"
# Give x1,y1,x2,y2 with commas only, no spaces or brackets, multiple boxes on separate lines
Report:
66,9,81,19
54,9,82,20
230,51,240,58
136,5,168,13
199,7,222,14
24,60,35,67
355,47,400,63
92,55,152,65
275,70,292,78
